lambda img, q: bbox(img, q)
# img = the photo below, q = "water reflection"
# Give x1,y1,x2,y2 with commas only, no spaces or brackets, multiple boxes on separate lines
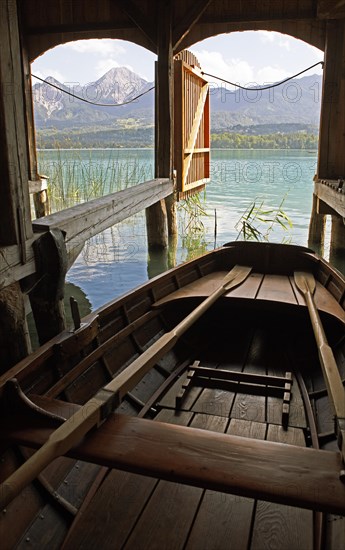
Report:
58,149,344,309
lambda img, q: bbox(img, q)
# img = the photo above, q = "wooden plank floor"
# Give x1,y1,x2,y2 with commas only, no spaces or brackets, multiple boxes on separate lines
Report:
60,348,319,549
10,316,341,549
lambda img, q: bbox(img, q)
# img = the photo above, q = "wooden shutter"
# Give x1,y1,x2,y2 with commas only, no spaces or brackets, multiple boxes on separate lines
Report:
174,51,210,200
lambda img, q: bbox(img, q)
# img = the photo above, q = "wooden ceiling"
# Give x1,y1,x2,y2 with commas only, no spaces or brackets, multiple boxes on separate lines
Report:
19,0,345,61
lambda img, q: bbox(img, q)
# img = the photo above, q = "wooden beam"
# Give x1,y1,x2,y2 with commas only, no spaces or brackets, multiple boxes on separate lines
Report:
4,400,345,515
29,229,68,344
330,214,345,259
117,0,157,51
318,0,345,18
33,179,173,255
0,283,31,372
1,179,173,290
173,0,213,52
28,179,48,194
318,20,345,179
308,194,326,256
25,21,137,36
155,2,173,179
0,0,32,246
146,0,174,248
0,240,37,290
314,180,345,218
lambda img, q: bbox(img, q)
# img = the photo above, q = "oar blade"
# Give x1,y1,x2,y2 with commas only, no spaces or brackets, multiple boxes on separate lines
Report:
223,265,252,291
294,271,316,295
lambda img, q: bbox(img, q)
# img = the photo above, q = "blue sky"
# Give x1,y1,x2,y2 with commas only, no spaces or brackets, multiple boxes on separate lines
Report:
31,31,324,86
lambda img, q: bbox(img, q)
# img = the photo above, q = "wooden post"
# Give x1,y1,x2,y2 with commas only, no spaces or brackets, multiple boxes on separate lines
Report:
33,188,50,219
318,20,345,179
308,194,326,255
329,215,345,272
0,0,34,362
0,0,32,247
0,283,31,373
23,51,50,219
29,229,68,345
145,0,175,249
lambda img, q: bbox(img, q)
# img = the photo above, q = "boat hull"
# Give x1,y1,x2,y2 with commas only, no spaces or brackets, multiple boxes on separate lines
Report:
0,242,344,549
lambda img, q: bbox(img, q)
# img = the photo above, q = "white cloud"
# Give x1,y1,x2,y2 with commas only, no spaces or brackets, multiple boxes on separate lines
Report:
63,39,126,57
257,31,276,43
191,48,291,88
191,49,255,87
257,66,290,84
278,37,292,51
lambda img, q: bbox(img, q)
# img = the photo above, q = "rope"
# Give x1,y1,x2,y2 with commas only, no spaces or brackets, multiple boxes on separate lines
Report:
201,61,324,91
32,60,323,105
31,74,155,106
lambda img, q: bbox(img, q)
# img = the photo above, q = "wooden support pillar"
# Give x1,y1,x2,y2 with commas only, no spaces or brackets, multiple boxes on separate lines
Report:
308,194,326,256
329,215,345,273
33,189,50,218
0,0,32,247
23,46,50,219
165,193,178,236
0,282,31,373
0,1,35,363
33,187,50,219
318,20,345,179
146,0,175,249
29,229,67,345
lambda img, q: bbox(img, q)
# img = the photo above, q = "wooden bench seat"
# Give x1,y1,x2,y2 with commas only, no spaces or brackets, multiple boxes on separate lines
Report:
153,271,345,325
3,395,344,515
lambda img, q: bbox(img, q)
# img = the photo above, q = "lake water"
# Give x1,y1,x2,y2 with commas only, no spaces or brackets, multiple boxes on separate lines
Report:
38,148,321,311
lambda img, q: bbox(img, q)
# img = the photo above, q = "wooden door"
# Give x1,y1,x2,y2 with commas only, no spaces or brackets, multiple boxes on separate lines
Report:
174,51,210,199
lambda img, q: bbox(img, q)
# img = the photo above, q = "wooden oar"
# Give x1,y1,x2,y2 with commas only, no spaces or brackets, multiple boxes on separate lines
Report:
294,271,345,465
0,264,252,510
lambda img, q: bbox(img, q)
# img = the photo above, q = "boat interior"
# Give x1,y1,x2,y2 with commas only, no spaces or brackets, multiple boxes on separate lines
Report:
0,243,344,549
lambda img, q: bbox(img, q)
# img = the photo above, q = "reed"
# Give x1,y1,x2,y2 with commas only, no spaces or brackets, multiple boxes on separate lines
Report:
235,195,293,243
177,191,209,261
37,147,154,213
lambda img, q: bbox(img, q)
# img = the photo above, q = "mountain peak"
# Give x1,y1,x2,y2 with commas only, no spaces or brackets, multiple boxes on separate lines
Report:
93,66,148,102
102,66,144,79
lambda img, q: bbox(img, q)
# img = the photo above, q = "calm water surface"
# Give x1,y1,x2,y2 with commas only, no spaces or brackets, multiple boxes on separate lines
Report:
39,148,321,311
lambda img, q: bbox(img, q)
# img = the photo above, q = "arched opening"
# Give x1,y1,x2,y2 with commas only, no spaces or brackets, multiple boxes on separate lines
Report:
29,38,158,319
29,31,330,310
31,39,156,209
186,30,325,250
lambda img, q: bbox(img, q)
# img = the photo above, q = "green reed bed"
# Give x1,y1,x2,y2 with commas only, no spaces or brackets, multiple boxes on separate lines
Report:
37,148,154,213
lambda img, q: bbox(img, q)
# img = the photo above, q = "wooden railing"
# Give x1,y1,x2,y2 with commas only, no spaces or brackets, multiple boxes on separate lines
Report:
0,178,173,289
314,178,345,218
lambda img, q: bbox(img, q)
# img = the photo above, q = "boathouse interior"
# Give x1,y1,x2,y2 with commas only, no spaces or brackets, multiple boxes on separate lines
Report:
0,2,345,549
0,1,345,368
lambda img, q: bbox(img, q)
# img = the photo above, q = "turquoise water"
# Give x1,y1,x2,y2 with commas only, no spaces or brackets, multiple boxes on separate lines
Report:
38,148,318,310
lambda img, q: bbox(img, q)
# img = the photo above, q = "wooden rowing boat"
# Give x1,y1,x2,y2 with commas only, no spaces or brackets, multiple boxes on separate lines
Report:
0,241,344,549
